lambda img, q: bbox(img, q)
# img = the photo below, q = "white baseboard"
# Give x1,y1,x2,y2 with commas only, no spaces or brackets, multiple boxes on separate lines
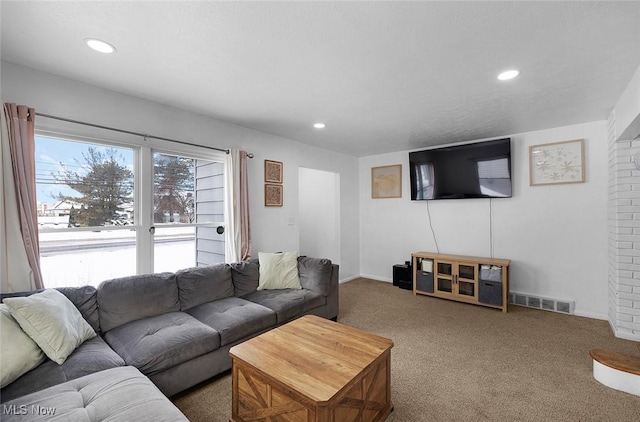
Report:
574,310,609,321
358,274,392,283
339,275,360,284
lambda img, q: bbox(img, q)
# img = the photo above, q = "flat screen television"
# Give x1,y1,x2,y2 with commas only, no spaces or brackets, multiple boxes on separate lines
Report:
409,138,512,200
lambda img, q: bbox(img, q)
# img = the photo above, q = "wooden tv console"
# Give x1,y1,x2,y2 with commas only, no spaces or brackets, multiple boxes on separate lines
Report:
412,252,511,312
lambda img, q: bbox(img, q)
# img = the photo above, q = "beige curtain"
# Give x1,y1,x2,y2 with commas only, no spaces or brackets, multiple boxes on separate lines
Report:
224,149,252,262
238,151,251,260
0,103,44,292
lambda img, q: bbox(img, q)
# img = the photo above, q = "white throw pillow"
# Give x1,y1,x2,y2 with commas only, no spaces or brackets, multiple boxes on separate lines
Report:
4,289,96,365
258,251,302,290
0,304,46,387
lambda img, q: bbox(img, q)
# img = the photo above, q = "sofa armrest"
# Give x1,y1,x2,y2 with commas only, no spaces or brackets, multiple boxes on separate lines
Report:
298,257,332,296
297,257,339,319
326,264,339,320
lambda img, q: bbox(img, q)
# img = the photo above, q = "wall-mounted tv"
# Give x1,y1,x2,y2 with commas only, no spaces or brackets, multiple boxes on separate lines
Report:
409,138,512,200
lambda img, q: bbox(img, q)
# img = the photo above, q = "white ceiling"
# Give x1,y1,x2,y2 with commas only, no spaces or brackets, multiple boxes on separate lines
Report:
2,1,640,157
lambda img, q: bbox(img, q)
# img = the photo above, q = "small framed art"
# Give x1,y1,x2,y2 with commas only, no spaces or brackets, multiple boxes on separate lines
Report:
264,160,283,184
265,183,283,207
371,164,402,199
529,139,585,186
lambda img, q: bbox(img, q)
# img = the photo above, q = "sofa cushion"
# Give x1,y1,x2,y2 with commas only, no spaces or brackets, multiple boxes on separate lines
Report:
0,366,188,422
98,272,180,332
0,304,45,388
57,286,101,333
1,286,101,334
258,251,302,290
186,297,276,346
3,289,97,365
176,263,234,310
230,259,260,297
0,336,125,403
298,256,333,296
243,289,326,324
104,312,220,375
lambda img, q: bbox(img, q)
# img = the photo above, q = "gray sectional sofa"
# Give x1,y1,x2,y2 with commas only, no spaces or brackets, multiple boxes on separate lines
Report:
0,256,339,420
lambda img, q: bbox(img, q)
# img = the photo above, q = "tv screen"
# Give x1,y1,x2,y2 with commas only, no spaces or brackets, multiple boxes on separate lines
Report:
409,138,512,200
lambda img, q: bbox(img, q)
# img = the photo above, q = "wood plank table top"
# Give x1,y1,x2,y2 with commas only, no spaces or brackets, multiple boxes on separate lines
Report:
229,315,394,405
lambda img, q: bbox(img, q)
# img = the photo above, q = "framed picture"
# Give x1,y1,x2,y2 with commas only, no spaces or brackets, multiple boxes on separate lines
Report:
264,160,283,184
371,164,402,199
529,139,585,186
265,183,283,207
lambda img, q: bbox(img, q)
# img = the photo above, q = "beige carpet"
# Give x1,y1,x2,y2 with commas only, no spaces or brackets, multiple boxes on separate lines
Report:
173,278,640,421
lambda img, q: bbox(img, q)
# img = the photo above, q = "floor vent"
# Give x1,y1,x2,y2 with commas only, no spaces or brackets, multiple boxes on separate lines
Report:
509,292,574,315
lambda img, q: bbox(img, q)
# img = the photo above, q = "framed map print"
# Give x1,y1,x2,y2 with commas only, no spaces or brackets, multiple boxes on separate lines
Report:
371,164,402,198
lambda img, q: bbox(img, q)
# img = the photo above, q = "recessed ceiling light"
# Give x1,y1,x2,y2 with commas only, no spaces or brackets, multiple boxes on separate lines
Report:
85,38,116,54
313,123,326,129
498,70,519,81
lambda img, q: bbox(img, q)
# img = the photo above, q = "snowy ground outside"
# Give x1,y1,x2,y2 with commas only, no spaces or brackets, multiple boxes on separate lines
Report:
40,226,198,288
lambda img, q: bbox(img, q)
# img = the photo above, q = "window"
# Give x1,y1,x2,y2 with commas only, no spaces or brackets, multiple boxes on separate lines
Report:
36,136,136,287
152,152,226,273
35,134,226,288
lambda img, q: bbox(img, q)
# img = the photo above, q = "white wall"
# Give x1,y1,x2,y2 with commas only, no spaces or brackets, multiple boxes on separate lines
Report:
1,61,360,280
1,60,617,317
298,167,340,264
614,65,640,141
359,121,609,319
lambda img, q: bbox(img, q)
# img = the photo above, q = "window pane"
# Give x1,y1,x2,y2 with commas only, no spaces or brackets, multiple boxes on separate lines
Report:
154,226,196,273
152,153,225,272
36,136,135,227
35,136,136,287
39,229,136,287
154,153,195,224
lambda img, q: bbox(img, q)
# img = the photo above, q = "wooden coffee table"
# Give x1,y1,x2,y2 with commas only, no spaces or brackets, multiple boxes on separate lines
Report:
229,315,394,422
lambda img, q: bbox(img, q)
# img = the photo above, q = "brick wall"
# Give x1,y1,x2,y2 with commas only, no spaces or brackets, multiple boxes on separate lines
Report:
608,110,640,341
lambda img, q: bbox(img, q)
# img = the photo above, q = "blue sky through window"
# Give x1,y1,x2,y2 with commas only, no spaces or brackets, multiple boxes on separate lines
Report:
35,136,134,205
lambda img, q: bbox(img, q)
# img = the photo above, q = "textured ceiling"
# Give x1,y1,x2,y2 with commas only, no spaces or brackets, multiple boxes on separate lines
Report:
2,1,640,157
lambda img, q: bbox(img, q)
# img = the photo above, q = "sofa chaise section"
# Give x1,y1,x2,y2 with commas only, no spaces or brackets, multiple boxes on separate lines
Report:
0,287,125,403
0,366,188,422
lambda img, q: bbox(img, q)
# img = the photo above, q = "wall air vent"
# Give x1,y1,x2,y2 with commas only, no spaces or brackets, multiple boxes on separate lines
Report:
509,292,574,315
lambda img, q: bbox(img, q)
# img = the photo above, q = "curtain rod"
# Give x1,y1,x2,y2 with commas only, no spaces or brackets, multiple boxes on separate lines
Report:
36,112,254,158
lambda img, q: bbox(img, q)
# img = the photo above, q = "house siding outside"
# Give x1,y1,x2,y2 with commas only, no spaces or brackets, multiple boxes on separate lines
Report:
195,160,225,266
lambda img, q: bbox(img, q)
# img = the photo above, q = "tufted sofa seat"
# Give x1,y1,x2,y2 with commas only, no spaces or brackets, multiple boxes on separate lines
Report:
0,366,187,421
